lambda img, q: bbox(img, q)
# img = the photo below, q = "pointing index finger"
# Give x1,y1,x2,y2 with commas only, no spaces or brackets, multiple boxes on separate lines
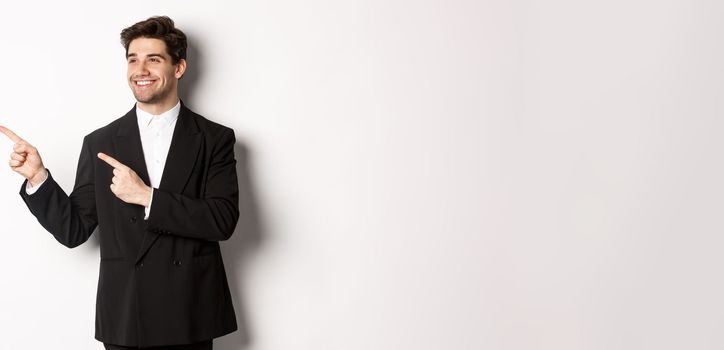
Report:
0,125,23,143
97,152,128,170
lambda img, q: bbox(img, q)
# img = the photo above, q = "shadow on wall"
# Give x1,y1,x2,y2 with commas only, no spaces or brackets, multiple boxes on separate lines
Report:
178,32,203,107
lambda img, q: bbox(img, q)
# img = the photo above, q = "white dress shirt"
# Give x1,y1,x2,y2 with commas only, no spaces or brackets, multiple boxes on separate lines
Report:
26,101,181,220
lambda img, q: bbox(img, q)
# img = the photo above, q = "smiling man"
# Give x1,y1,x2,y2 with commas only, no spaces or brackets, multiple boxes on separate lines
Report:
0,16,238,350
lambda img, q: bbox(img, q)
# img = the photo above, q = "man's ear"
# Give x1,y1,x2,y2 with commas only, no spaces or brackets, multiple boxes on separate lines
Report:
175,58,187,79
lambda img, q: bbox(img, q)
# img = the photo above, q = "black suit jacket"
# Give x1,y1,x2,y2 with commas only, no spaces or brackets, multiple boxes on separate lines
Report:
19,103,239,347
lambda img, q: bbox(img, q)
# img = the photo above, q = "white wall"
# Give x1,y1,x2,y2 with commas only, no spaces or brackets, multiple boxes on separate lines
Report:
0,0,720,349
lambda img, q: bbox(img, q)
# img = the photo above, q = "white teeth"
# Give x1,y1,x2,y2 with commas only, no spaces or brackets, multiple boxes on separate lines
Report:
137,81,152,86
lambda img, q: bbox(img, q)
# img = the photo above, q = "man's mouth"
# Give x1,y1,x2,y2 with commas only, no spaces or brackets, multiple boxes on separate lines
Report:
134,80,156,87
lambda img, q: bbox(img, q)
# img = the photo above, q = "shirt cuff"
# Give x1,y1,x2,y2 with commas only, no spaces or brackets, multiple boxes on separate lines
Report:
144,187,154,220
25,173,48,195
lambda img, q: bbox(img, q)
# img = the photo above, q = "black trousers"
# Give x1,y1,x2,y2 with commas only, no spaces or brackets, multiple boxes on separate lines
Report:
103,340,212,350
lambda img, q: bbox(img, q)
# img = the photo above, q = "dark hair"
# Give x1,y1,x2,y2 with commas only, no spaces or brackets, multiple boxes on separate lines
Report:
120,16,187,64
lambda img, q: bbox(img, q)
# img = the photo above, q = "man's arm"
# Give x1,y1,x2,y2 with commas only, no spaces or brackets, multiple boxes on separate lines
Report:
98,128,239,242
1,126,98,248
148,128,239,241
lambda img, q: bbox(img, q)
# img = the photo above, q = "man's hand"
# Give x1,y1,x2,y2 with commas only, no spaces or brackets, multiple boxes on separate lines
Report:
97,152,151,207
0,125,47,186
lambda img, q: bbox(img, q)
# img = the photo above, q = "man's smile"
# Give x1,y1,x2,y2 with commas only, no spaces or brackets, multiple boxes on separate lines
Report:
133,79,157,87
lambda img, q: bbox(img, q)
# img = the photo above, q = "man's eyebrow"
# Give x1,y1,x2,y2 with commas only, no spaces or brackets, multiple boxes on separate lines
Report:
126,53,166,59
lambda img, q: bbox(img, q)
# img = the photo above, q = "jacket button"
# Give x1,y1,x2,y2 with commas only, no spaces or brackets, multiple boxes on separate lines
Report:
172,259,181,266
130,216,137,223
135,262,144,270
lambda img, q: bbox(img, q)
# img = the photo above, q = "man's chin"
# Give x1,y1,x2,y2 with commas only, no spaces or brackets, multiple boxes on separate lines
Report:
133,93,159,104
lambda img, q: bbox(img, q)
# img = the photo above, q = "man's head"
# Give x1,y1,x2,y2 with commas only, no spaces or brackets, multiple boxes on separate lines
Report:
121,16,187,111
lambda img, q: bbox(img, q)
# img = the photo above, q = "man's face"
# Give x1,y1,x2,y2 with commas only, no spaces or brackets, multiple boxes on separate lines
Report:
126,37,185,105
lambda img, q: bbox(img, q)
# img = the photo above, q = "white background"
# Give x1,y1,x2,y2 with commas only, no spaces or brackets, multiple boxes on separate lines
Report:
0,0,721,349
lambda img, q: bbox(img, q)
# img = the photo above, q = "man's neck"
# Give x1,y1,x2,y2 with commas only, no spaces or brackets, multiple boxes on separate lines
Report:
137,97,180,116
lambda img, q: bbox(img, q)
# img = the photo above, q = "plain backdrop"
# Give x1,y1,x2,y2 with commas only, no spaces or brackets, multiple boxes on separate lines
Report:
0,0,722,349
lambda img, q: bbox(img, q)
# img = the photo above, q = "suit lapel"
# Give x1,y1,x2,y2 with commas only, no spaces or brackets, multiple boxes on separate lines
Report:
114,107,151,185
158,103,202,194
135,103,202,263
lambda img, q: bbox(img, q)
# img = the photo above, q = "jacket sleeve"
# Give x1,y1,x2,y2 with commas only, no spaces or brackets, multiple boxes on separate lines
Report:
19,136,98,248
145,128,240,242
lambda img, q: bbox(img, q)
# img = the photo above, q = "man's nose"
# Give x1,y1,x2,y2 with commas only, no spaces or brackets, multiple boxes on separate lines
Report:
137,61,150,75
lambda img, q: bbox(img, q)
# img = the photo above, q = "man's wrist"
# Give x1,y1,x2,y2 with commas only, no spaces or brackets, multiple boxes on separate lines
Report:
28,168,48,187
142,185,152,207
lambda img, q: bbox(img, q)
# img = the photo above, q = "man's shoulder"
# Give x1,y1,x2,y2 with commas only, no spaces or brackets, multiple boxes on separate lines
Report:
82,107,135,144
80,104,235,145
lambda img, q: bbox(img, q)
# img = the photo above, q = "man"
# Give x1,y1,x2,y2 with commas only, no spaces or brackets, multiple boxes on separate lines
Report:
0,16,238,349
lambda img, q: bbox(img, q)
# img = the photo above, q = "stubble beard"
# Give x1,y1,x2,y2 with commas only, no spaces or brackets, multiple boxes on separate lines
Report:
133,85,171,105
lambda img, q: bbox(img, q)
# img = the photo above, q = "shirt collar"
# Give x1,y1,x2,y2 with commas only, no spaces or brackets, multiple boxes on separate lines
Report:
136,100,181,129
